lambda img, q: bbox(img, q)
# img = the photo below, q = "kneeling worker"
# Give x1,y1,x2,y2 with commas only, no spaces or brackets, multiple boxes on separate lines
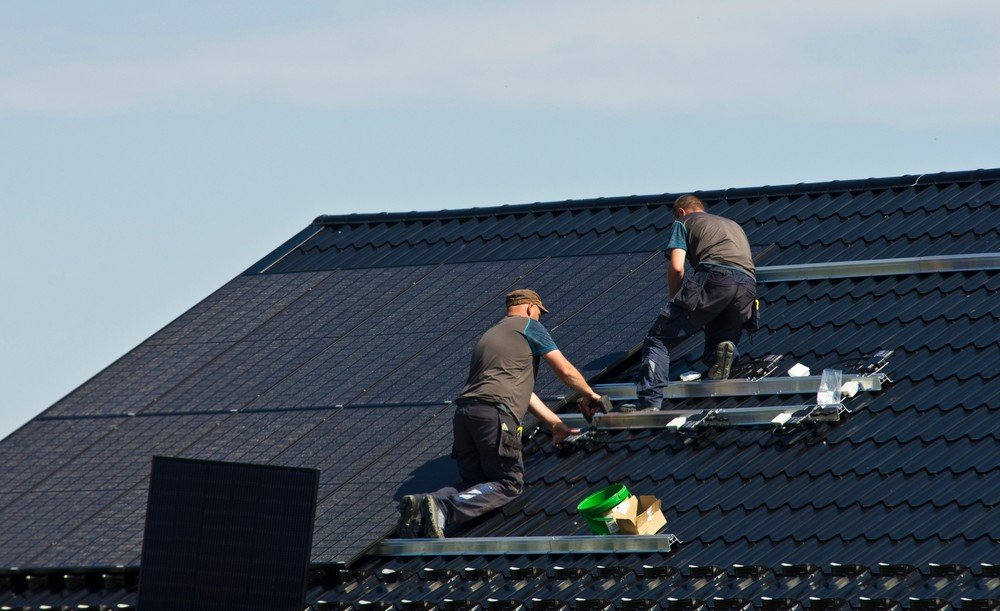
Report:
634,194,757,410
397,289,603,538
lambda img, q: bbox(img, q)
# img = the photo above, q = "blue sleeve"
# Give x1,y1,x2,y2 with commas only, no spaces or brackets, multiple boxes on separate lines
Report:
665,220,688,252
522,319,558,356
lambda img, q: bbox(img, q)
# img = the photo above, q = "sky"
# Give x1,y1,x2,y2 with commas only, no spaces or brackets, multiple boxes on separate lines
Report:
3,1,1000,441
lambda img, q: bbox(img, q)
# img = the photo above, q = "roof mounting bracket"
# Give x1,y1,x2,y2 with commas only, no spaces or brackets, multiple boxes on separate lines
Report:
561,403,845,430
373,534,681,556
591,373,888,402
756,252,1000,283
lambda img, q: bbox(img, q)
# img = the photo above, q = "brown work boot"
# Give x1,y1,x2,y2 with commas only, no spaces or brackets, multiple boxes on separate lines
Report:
420,495,446,538
396,495,422,538
707,341,736,380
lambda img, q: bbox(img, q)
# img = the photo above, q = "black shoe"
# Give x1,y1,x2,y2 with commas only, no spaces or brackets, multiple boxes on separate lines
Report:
420,495,446,538
396,495,422,538
707,341,736,380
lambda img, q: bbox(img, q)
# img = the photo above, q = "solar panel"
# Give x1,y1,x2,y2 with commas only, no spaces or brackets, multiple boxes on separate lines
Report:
0,417,124,493
149,337,333,413
28,486,149,568
307,405,456,562
0,488,112,566
270,404,451,487
535,254,667,396
42,342,234,417
178,410,336,464
38,414,228,492
137,456,318,611
358,253,659,404
146,272,330,346
255,259,544,409
0,414,232,567
243,266,435,342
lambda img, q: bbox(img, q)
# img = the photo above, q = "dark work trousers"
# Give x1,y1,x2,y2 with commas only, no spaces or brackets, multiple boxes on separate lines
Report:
636,266,757,409
429,402,524,527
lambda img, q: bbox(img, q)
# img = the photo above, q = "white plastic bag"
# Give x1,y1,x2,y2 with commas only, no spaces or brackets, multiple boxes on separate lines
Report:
817,369,843,405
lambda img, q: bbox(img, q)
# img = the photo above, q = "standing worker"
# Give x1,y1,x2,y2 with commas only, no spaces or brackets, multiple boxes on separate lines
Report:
397,289,603,538
633,194,757,411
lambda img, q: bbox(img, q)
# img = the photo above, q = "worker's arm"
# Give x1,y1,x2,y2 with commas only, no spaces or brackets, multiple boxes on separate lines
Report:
667,248,686,299
542,349,601,402
527,392,579,446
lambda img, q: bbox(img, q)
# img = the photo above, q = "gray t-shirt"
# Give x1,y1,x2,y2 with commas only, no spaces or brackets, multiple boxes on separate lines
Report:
666,211,755,278
457,315,558,420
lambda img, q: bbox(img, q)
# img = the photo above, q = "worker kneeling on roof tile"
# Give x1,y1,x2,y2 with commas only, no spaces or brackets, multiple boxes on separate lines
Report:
629,194,758,411
397,288,603,538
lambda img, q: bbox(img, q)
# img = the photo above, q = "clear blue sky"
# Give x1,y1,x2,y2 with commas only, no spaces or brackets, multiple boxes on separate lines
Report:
3,1,999,441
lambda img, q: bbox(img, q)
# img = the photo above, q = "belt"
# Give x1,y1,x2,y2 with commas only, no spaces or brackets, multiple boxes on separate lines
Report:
455,399,520,424
698,262,756,281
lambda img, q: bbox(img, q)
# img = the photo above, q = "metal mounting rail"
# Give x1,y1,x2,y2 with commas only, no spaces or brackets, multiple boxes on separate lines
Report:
756,253,1000,283
560,404,844,430
373,534,681,556
592,373,887,401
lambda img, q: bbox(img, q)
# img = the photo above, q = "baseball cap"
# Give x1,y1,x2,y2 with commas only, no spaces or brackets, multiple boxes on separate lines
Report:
505,289,549,314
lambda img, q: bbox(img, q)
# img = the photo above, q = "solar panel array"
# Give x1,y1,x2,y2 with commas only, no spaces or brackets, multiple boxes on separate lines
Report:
1,250,673,567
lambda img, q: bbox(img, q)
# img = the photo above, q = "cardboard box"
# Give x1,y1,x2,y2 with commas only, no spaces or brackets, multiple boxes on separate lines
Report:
612,495,667,535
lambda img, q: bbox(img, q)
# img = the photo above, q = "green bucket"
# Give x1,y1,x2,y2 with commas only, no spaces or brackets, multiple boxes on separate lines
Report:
576,483,631,535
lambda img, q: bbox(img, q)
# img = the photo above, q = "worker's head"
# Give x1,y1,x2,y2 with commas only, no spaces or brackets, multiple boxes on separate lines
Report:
505,288,549,320
673,194,705,219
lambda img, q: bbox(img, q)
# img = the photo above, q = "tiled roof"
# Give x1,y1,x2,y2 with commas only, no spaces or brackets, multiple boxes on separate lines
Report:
1,168,998,610
251,168,1000,272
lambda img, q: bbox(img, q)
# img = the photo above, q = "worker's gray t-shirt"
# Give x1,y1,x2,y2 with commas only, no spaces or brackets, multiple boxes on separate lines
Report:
666,211,755,278
457,315,558,421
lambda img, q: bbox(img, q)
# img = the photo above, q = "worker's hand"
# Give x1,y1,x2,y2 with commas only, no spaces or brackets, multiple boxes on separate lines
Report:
577,393,604,421
551,421,580,447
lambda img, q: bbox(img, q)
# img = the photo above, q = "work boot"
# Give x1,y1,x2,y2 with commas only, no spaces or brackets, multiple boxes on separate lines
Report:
707,341,736,380
396,495,422,538
420,495,446,538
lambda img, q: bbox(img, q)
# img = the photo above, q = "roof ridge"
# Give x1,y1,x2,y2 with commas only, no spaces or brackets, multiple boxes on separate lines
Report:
312,167,1000,226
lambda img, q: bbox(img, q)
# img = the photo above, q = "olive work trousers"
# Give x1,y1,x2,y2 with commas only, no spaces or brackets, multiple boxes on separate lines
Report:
636,266,757,410
428,402,524,529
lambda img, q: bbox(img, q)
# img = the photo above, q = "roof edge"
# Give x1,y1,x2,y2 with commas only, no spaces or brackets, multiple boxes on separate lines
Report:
312,167,1000,226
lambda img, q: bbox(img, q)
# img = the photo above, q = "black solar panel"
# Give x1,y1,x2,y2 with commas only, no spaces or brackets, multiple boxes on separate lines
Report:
42,342,234,417
0,417,124,493
179,410,336,464
146,273,330,346
535,253,668,396
29,486,150,568
358,253,659,404
255,259,544,409
39,414,227,492
270,404,451,487
137,456,318,611
149,337,333,413
0,414,231,567
244,266,435,342
307,404,456,561
0,488,112,566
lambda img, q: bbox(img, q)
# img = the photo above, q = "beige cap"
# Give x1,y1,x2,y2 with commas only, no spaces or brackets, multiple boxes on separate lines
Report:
505,288,549,314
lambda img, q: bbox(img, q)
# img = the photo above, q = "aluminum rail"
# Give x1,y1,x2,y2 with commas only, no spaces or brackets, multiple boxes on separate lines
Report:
373,534,681,556
591,373,886,401
756,253,1000,283
560,404,843,430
